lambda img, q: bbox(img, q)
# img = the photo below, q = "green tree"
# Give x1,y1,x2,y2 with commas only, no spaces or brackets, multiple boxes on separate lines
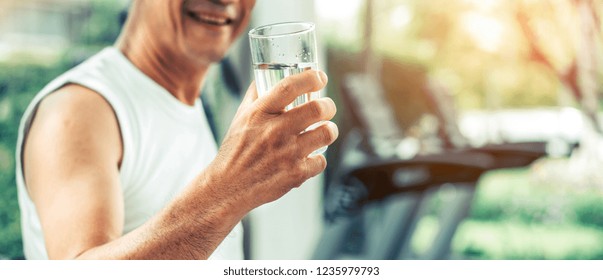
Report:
0,0,124,259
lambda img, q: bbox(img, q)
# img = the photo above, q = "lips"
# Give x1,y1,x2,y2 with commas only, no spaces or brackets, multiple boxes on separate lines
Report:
188,11,232,25
185,1,236,26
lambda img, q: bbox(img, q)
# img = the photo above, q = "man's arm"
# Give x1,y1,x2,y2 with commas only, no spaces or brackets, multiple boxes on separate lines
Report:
24,84,125,259
23,70,337,259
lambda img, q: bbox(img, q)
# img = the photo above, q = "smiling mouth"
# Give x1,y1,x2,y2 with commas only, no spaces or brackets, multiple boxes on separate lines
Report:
188,11,233,26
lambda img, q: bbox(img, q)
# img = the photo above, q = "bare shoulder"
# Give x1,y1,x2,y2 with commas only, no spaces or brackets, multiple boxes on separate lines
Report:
28,83,122,156
35,83,117,125
23,84,125,258
24,83,123,196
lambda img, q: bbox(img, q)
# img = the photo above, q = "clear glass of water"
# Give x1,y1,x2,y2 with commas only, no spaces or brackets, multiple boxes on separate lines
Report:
249,22,326,155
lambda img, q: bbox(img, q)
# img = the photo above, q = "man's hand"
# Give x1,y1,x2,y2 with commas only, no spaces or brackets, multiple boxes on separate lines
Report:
205,69,338,214
22,70,336,260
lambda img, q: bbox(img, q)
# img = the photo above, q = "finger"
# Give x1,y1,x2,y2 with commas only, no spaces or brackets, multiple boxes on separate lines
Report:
241,81,259,107
233,82,259,118
257,70,328,114
281,98,337,134
296,121,339,157
302,154,327,179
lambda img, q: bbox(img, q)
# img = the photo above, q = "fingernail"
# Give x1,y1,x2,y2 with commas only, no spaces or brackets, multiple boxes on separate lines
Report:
327,121,339,139
317,71,328,84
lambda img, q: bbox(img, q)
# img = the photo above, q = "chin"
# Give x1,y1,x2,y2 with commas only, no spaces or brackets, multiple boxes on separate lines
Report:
188,47,229,65
182,31,234,64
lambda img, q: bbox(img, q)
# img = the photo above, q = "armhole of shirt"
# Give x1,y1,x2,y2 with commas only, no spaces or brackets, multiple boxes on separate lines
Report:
18,78,133,198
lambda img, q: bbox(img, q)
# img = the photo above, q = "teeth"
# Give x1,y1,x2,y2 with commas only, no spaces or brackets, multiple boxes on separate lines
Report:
196,13,228,25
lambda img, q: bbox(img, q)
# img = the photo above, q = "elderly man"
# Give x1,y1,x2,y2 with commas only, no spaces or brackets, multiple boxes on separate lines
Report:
16,0,337,259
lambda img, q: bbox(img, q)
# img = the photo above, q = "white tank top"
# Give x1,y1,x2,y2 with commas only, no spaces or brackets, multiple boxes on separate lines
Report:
15,47,243,260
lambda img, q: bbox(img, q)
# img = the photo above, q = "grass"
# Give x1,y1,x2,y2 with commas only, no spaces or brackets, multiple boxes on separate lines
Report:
410,166,603,259
412,217,603,259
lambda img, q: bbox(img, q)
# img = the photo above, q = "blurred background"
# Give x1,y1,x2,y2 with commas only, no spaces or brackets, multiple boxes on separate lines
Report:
0,0,602,260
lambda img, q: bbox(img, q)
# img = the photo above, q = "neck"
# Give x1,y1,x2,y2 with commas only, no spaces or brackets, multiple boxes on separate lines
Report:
115,18,209,106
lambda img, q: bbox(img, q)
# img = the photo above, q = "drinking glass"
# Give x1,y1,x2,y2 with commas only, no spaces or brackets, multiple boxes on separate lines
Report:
249,22,326,155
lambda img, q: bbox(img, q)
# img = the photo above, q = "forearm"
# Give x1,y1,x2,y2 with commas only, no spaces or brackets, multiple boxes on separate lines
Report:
74,173,246,260
48,70,336,260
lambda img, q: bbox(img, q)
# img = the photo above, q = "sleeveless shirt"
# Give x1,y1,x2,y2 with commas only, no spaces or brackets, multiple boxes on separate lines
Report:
15,47,243,260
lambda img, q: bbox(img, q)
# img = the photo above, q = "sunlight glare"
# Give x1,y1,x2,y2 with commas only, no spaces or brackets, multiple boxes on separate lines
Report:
464,0,502,11
462,12,504,52
390,5,412,29
315,0,363,22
